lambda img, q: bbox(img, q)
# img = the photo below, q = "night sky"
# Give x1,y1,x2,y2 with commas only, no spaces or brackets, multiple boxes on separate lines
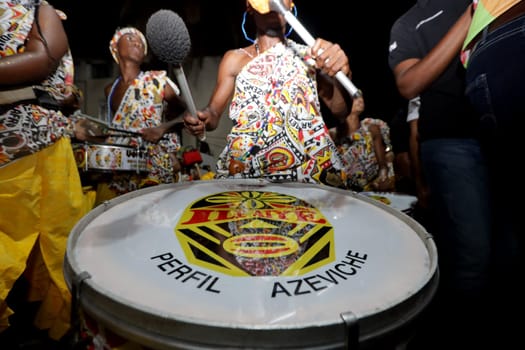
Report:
51,0,414,124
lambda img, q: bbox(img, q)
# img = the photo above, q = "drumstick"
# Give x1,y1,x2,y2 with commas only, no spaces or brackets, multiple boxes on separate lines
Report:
91,130,171,142
91,132,141,138
76,113,143,136
105,127,143,137
248,0,361,98
77,113,171,140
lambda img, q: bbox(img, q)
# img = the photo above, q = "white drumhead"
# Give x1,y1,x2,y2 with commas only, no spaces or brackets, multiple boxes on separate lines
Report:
65,179,437,349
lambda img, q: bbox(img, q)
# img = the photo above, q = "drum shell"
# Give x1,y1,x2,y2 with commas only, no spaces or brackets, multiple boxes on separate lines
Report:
65,180,438,349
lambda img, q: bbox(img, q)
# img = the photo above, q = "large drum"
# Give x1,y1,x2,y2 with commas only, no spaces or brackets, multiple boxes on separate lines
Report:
72,142,148,173
64,179,438,349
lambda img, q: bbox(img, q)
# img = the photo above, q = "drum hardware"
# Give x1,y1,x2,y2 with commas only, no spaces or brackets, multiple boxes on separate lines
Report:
81,142,88,172
341,311,359,350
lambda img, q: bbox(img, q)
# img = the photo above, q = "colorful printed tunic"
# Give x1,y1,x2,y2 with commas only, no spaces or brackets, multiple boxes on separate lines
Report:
0,0,75,167
216,40,346,188
337,118,393,191
105,71,181,193
0,0,95,339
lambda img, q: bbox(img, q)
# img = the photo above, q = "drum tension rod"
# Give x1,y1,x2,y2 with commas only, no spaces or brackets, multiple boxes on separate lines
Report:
83,142,88,172
69,271,92,346
340,311,359,349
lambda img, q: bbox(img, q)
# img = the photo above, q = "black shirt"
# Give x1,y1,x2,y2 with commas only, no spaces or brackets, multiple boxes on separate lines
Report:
388,0,478,142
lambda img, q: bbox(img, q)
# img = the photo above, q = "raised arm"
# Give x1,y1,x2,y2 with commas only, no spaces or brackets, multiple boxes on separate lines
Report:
183,49,240,136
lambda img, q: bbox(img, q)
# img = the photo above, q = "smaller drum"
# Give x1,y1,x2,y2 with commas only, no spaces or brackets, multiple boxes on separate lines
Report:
360,191,417,216
73,143,148,173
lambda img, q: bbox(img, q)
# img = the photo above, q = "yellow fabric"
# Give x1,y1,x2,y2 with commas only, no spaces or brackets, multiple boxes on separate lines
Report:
0,137,95,340
95,181,119,206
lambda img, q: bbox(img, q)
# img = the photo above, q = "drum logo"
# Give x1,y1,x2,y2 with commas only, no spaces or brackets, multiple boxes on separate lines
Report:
176,191,336,277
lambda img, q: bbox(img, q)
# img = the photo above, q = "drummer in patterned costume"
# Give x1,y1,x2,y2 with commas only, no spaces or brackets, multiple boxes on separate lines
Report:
95,27,187,204
329,91,396,192
0,0,96,341
183,0,352,188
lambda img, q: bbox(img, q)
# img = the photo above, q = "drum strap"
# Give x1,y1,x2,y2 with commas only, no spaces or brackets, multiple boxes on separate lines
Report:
340,311,360,349
106,77,121,125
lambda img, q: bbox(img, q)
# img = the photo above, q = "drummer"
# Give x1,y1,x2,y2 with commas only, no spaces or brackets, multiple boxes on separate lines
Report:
0,0,97,342
183,0,352,188
94,27,188,205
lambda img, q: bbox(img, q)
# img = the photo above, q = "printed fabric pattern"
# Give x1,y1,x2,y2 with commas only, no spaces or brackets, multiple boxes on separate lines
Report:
216,40,346,188
0,1,75,167
105,70,181,192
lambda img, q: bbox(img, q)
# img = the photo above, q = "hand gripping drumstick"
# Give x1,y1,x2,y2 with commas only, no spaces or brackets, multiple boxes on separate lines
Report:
248,0,362,98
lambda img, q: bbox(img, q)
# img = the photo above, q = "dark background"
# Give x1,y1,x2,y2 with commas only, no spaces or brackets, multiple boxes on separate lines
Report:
51,0,414,124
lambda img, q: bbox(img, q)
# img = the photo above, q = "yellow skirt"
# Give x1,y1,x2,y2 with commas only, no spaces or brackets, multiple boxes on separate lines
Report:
0,137,95,340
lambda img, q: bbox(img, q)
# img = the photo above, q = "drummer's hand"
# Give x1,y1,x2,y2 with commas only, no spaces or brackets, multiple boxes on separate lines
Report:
141,126,164,143
371,168,395,192
310,38,350,78
73,118,105,143
183,111,206,137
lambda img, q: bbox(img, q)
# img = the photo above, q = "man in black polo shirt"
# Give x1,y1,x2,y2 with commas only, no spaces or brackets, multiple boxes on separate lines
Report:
388,0,493,347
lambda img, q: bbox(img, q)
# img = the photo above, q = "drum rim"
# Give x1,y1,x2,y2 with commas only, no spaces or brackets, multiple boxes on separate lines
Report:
65,179,438,349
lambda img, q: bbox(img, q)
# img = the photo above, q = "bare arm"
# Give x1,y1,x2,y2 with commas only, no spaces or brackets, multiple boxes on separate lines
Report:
392,5,473,99
183,49,241,136
409,118,430,207
370,125,388,171
0,3,69,86
163,78,187,120
370,124,395,191
141,119,183,143
140,79,187,143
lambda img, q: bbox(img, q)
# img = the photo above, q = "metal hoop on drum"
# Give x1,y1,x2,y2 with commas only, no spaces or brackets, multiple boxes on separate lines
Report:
360,191,418,217
64,179,438,349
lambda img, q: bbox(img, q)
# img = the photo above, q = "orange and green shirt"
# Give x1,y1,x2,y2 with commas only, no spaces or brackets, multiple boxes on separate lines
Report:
462,0,522,67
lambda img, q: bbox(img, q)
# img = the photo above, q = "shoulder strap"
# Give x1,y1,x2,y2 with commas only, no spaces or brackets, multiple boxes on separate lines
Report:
106,76,121,124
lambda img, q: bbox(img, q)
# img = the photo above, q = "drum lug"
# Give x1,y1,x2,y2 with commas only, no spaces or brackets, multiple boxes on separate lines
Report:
341,311,359,349
83,142,88,172
67,271,91,348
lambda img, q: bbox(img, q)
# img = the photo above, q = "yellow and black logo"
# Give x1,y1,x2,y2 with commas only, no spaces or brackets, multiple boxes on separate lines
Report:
176,190,336,277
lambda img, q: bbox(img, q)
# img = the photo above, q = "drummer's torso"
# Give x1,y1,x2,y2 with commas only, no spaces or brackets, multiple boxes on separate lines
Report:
108,71,167,132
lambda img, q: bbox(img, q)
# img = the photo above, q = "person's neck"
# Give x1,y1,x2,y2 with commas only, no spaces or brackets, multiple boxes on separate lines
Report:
256,32,285,53
119,61,142,85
